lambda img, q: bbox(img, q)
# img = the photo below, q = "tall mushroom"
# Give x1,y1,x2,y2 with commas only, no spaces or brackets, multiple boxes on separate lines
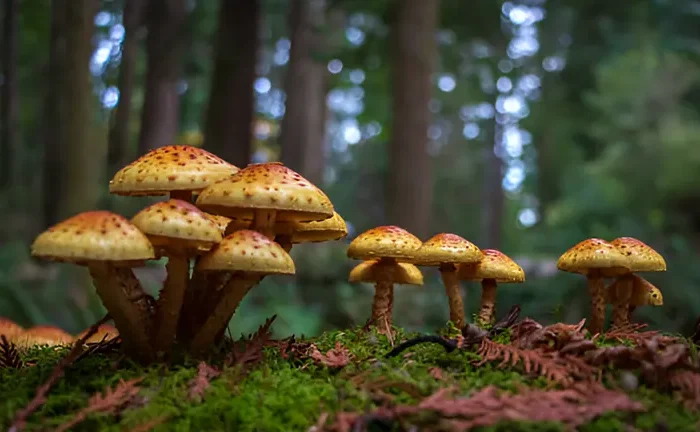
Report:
606,274,663,324
411,233,483,329
457,249,524,326
188,230,295,353
131,199,223,353
31,211,156,360
346,226,422,331
557,238,630,335
607,237,666,328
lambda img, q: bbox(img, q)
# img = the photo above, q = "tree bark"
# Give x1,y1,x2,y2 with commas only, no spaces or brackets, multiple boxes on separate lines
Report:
0,0,19,189
108,0,145,171
481,115,505,249
203,0,260,168
279,0,329,186
138,0,187,154
386,0,439,239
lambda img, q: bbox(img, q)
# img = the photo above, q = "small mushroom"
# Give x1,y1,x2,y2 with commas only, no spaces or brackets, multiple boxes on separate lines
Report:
188,230,295,353
274,211,349,252
458,249,524,326
411,233,483,328
109,145,239,202
131,199,223,353
77,324,120,343
31,211,156,360
557,238,630,334
608,237,666,328
11,325,74,348
0,317,23,338
346,226,422,331
606,274,663,323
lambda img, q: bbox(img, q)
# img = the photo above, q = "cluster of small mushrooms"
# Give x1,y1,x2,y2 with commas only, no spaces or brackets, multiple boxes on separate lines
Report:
0,318,118,347
0,146,666,361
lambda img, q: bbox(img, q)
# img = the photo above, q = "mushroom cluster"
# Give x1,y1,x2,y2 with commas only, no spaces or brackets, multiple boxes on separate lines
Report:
346,228,524,332
0,317,119,348
557,237,666,334
29,146,347,361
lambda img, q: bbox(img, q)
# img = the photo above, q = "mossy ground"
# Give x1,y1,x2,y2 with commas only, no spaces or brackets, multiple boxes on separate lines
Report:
1,325,698,432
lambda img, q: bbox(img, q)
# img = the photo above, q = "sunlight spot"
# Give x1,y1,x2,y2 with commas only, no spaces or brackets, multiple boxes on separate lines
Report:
254,77,272,94
109,24,125,42
462,123,480,139
94,11,112,27
517,208,538,227
543,56,566,72
343,124,361,145
349,69,365,84
328,59,344,74
346,27,366,46
428,125,442,140
497,77,513,93
438,75,456,92
102,86,119,109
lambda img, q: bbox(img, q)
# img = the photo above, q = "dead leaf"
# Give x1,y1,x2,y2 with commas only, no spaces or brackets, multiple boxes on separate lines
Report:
308,341,352,368
187,361,220,402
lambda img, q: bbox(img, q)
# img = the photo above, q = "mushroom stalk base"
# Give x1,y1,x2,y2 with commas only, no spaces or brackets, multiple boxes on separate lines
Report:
169,190,193,202
88,263,152,361
440,268,467,328
477,279,498,326
152,254,190,353
371,281,394,333
587,275,606,335
611,274,634,328
178,270,229,343
189,274,261,353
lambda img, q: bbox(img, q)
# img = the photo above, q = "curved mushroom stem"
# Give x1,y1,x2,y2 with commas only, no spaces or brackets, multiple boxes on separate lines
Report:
477,278,498,326
611,274,634,328
178,271,229,343
371,280,394,333
586,271,606,335
252,209,277,239
88,263,152,361
439,264,466,328
189,273,262,353
169,190,193,202
152,253,190,353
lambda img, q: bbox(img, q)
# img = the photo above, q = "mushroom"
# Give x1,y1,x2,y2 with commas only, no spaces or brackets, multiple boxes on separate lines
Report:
77,323,120,343
109,145,239,202
607,237,666,328
346,226,422,331
274,211,349,252
457,249,524,326
411,233,483,329
31,211,156,360
0,317,23,338
606,274,663,323
557,238,630,334
131,199,223,353
11,325,74,348
188,230,295,353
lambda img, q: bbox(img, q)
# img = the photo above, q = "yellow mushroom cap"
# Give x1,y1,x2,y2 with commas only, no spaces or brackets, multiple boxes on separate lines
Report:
557,238,630,277
412,233,483,266
609,237,666,273
205,213,235,236
77,324,120,343
109,145,239,196
458,249,525,283
0,317,23,338
346,225,422,261
287,211,348,243
131,199,223,252
349,259,424,285
195,162,334,223
12,325,74,347
31,211,155,265
606,274,663,306
196,229,295,275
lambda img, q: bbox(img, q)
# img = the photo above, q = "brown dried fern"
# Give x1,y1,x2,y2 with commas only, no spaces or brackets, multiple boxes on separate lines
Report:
668,370,700,410
603,323,680,346
0,335,23,369
188,361,220,402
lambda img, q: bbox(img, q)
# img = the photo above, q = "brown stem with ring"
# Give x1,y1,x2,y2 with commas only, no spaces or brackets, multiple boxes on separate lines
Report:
189,273,262,353
586,271,606,335
88,263,152,361
439,264,466,328
371,280,394,333
152,253,190,353
477,278,498,326
169,190,193,202
611,274,634,328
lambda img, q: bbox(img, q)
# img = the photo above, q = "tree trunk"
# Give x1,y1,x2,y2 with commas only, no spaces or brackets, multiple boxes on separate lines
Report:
138,0,187,154
279,0,329,186
43,0,67,228
108,0,145,171
57,0,103,220
203,0,260,168
386,0,439,239
481,115,504,249
0,0,19,189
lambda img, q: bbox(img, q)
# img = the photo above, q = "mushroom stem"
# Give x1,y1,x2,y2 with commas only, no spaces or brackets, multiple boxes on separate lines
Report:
189,273,262,353
371,280,394,332
439,265,466,328
611,274,634,328
275,234,293,253
152,253,190,352
178,270,229,343
169,190,193,202
252,209,277,239
477,278,498,326
586,272,606,335
88,263,152,361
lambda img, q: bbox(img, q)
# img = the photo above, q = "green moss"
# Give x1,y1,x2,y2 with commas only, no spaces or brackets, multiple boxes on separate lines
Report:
0,326,698,431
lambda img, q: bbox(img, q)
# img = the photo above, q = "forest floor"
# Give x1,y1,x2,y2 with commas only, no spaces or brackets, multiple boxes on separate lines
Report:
1,309,700,432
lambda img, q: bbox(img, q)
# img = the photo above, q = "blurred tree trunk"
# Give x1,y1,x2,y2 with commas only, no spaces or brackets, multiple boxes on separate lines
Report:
386,0,439,239
57,0,104,220
279,0,329,186
0,0,19,189
481,116,504,249
43,0,67,228
138,0,187,154
203,0,260,167
108,0,145,171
